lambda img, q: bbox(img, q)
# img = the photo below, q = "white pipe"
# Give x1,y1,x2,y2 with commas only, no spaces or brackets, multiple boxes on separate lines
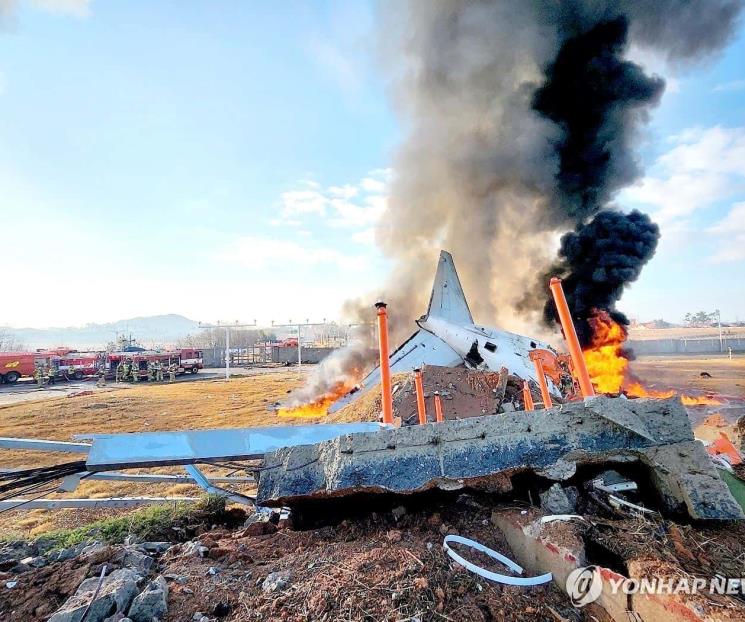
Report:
443,535,552,587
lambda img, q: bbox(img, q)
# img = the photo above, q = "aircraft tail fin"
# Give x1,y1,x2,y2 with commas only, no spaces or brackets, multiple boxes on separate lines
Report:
424,251,474,324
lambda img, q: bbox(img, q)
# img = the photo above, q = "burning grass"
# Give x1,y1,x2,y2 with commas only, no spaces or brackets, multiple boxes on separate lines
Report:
583,309,723,405
277,378,360,419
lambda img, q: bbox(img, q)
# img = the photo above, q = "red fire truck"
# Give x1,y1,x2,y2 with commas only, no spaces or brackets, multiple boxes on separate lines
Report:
0,348,203,383
0,352,55,384
105,349,202,379
42,349,102,380
178,348,203,373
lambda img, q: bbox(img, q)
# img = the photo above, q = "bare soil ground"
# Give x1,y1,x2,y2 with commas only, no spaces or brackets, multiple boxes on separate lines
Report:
629,354,745,399
3,497,745,622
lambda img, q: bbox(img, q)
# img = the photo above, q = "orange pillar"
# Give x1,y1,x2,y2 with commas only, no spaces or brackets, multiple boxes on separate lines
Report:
549,277,595,398
434,391,444,422
522,381,534,411
375,302,394,425
414,368,427,424
533,358,553,409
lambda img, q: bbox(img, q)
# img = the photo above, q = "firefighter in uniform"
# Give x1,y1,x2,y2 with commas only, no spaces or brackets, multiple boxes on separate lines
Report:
168,364,176,383
130,360,139,382
96,366,107,387
66,364,76,381
147,361,155,382
46,363,56,385
34,364,44,386
155,361,164,382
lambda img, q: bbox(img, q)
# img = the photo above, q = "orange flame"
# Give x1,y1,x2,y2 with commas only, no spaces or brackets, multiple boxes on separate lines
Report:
277,379,359,419
582,310,721,406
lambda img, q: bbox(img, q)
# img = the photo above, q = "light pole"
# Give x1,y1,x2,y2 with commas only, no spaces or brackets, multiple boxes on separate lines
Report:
198,320,257,380
271,320,327,367
715,308,723,353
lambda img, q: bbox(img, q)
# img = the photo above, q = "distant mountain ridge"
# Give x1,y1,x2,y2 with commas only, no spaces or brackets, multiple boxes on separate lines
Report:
1,314,201,350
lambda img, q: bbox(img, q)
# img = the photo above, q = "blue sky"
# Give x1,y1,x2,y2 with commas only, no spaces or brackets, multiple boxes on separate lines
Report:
1,1,744,328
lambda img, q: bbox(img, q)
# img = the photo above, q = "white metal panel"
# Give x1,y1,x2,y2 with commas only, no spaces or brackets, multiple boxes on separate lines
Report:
86,422,383,469
328,329,463,413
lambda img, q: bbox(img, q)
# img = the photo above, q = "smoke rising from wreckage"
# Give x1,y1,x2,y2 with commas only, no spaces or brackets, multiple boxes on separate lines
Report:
287,0,743,409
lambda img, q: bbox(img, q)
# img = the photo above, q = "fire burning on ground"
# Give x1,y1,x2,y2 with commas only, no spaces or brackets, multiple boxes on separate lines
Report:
277,377,362,419
583,309,722,406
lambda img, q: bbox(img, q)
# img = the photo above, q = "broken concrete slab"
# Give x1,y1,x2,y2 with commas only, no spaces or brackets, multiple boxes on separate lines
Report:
491,509,745,622
258,397,744,520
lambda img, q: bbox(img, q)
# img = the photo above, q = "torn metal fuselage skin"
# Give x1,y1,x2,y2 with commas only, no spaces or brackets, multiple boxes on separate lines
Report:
257,396,744,522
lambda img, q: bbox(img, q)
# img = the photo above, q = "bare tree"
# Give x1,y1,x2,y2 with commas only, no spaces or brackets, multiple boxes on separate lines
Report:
0,329,26,352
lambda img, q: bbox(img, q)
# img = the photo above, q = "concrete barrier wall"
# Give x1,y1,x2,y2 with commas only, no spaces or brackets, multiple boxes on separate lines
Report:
271,346,334,364
628,337,745,355
203,347,335,366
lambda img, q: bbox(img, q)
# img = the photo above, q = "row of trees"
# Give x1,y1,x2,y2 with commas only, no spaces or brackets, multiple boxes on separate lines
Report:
0,329,25,352
683,311,720,328
175,322,361,351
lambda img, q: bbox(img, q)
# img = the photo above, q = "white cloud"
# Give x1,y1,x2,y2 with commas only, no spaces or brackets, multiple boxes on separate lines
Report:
274,168,391,231
279,188,328,218
707,202,745,263
713,79,745,93
218,235,366,272
0,0,92,20
31,0,91,17
623,126,745,223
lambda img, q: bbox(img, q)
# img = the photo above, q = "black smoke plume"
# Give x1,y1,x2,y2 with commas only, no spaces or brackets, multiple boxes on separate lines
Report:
544,210,660,345
529,15,665,338
532,17,664,224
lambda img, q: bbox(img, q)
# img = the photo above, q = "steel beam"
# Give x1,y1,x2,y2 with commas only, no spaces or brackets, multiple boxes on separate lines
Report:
50,470,255,492
0,497,199,511
184,464,254,506
0,437,91,453
85,422,384,470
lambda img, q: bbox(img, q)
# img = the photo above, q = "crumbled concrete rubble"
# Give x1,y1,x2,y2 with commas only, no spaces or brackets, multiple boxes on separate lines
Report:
259,396,744,520
492,508,745,622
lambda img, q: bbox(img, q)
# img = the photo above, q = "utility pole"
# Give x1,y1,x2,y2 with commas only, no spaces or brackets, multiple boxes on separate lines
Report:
198,320,257,380
715,308,723,353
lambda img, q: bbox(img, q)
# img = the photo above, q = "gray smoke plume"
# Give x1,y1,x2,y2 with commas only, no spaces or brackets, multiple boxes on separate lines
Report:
287,0,742,407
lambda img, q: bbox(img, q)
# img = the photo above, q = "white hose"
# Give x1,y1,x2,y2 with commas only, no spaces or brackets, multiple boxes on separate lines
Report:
443,535,552,586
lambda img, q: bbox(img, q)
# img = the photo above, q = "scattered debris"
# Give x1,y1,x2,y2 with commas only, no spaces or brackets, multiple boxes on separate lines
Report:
539,484,577,515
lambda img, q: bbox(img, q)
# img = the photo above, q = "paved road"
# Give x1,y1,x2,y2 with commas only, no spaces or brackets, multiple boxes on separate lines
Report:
0,365,302,408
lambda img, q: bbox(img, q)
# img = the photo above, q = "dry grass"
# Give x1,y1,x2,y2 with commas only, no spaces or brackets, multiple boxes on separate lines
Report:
0,370,315,538
628,326,745,341
629,354,745,399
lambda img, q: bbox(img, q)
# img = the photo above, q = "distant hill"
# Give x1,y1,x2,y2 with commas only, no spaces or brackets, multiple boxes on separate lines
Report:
1,314,201,350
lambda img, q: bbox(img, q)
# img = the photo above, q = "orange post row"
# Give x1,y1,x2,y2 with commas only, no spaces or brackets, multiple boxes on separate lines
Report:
434,391,444,422
532,358,553,409
375,302,394,425
522,381,535,411
549,277,595,398
414,368,427,425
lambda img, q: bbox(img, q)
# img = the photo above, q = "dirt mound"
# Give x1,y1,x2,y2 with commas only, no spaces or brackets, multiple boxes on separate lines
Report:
330,366,529,424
